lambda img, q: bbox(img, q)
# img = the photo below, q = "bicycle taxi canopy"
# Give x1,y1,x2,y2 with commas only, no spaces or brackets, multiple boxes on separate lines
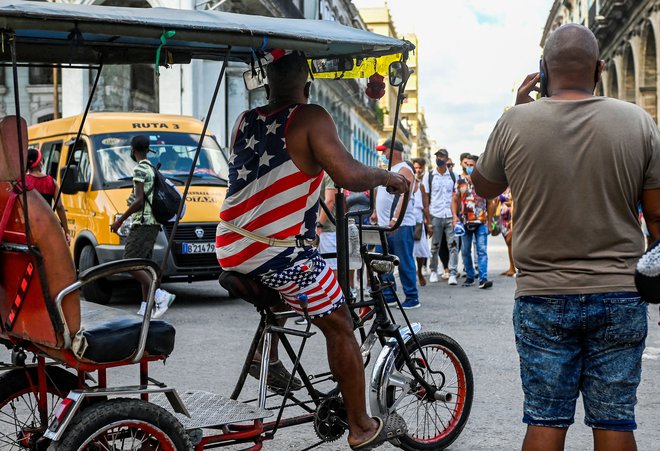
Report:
0,0,413,368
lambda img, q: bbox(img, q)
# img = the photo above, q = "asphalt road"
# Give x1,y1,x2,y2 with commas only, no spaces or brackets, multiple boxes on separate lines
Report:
14,239,660,450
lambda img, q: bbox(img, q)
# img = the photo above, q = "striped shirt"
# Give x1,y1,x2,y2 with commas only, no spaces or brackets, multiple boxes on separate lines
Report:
216,104,324,276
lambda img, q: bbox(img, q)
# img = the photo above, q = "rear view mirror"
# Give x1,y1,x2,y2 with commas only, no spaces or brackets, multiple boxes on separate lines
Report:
389,61,411,86
310,57,354,74
243,69,267,91
60,165,83,194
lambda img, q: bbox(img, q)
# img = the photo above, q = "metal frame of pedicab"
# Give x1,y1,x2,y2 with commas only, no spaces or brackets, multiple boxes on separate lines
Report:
0,1,471,450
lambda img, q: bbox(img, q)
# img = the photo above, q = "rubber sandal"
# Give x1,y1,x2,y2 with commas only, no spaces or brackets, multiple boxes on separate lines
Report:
248,360,303,392
350,414,407,450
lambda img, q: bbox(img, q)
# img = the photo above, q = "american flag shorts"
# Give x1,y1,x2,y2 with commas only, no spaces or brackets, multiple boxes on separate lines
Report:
259,252,345,319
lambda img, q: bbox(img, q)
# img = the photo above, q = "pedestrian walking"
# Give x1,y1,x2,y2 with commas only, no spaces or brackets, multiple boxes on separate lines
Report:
371,138,419,309
111,135,176,317
473,24,660,451
453,157,494,289
411,158,431,286
423,148,459,286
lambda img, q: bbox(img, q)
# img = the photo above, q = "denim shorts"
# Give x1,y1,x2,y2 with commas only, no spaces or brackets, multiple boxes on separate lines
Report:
513,293,647,431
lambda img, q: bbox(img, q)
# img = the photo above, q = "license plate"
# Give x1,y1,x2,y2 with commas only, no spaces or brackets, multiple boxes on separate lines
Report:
181,242,216,254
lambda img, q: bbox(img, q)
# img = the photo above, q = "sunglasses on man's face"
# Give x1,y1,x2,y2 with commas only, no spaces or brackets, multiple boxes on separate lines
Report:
447,163,455,168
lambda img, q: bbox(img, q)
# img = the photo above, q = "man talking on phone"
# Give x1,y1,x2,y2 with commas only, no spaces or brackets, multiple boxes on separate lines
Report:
472,24,660,451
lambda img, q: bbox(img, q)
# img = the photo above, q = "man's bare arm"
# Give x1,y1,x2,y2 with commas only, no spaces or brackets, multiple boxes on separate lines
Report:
642,188,660,242
472,168,508,200
303,105,391,191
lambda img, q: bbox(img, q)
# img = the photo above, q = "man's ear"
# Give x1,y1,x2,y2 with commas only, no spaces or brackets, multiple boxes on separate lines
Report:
264,84,271,100
595,59,605,86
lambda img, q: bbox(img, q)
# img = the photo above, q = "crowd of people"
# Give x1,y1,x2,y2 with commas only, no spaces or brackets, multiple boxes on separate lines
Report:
328,143,515,310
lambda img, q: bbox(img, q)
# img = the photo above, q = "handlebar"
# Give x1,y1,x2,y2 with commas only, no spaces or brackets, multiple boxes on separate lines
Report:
359,186,411,233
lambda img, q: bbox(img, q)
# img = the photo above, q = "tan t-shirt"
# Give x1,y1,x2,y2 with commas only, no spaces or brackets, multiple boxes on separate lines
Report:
478,96,660,297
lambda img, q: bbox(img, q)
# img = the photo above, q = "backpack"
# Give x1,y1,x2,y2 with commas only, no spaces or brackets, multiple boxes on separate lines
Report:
144,163,184,224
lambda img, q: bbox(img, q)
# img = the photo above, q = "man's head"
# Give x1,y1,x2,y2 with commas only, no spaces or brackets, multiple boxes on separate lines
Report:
376,138,404,162
460,153,474,175
130,135,150,162
412,157,426,178
542,24,603,95
435,148,449,168
463,155,476,176
265,51,311,102
447,158,455,172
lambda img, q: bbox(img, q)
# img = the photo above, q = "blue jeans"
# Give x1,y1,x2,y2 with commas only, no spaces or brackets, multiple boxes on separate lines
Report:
460,224,488,281
513,293,647,430
376,225,418,303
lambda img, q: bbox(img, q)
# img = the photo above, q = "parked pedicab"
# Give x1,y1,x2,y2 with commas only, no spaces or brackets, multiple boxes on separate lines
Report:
0,1,473,449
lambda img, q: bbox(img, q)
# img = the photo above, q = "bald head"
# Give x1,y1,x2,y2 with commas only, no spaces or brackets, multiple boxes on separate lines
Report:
543,24,600,87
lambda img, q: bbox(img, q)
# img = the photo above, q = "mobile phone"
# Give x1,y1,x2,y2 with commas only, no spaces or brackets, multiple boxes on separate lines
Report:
539,59,549,97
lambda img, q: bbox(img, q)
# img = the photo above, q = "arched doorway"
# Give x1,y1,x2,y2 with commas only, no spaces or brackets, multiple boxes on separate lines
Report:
622,44,636,103
607,61,619,98
641,22,657,122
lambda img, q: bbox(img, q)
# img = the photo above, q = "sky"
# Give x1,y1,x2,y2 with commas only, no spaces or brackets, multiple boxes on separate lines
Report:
353,0,555,163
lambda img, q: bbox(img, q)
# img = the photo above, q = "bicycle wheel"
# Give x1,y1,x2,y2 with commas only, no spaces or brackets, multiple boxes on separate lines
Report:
49,398,192,451
386,332,473,450
0,366,78,450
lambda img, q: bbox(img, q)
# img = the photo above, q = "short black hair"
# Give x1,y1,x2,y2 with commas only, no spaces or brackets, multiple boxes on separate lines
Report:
459,152,471,162
470,154,479,162
411,157,426,167
131,135,150,152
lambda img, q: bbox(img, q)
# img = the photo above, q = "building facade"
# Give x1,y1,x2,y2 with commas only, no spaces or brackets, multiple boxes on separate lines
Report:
0,0,389,166
542,0,660,124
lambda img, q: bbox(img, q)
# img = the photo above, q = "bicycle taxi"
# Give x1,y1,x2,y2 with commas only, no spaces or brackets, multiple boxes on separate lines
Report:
0,1,473,449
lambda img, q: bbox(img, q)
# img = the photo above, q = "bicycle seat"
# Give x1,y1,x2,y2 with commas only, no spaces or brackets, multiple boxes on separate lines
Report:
79,301,175,363
218,270,281,309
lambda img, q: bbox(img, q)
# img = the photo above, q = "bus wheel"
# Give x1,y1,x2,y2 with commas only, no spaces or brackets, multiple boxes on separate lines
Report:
79,245,112,304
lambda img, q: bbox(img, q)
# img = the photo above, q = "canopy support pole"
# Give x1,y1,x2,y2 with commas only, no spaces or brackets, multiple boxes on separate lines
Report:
159,47,231,281
10,33,31,247
52,63,103,211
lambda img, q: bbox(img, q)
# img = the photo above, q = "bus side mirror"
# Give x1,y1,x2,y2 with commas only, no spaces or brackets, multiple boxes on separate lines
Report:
60,165,81,194
389,61,411,86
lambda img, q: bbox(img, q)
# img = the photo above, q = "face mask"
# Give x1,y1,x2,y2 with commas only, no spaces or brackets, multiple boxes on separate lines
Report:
436,158,447,167
466,166,474,175
459,186,468,194
379,154,389,166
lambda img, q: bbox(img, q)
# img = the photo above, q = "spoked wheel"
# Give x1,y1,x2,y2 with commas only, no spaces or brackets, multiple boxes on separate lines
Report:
0,366,78,450
385,332,473,450
48,398,192,451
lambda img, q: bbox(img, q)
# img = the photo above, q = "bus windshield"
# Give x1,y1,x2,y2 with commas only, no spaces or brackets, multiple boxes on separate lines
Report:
92,132,228,187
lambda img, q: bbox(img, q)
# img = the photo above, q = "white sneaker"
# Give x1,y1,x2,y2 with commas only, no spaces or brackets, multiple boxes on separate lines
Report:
153,301,169,319
156,288,176,307
448,275,458,286
429,271,439,283
137,301,148,316
441,271,450,280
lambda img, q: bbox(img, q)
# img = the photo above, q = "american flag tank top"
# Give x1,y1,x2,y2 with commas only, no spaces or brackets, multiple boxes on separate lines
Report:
216,104,324,276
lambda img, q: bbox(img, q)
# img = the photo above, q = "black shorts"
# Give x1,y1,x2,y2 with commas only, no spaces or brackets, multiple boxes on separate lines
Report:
123,224,161,259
